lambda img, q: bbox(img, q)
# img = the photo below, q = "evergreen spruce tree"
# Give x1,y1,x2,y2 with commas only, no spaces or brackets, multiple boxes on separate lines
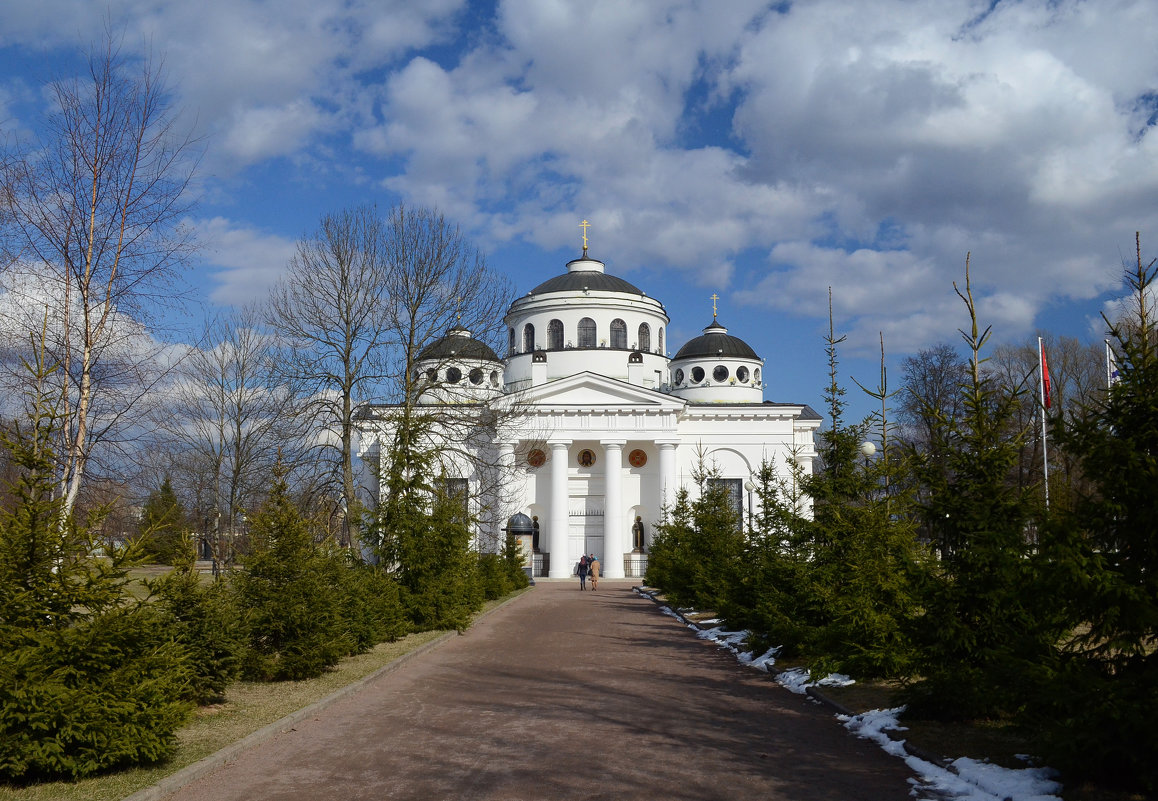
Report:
645,458,743,612
0,355,190,781
723,457,811,657
374,412,482,632
146,542,245,704
233,465,350,681
902,259,1058,720
138,476,187,565
1032,234,1158,791
796,307,924,678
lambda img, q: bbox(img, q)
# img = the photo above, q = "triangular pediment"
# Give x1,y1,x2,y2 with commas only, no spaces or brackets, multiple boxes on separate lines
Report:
511,372,686,410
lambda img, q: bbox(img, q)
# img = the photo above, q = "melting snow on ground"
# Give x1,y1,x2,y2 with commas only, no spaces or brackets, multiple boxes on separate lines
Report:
636,588,1063,801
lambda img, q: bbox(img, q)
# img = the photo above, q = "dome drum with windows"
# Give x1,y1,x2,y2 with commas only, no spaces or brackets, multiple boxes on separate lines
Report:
413,326,504,404
668,319,764,403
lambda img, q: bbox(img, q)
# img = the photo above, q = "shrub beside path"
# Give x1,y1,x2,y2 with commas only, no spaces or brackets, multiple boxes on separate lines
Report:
154,581,916,801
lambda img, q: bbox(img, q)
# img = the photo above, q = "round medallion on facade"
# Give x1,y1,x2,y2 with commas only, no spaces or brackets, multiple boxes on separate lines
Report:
527,449,546,467
577,448,596,467
628,449,647,467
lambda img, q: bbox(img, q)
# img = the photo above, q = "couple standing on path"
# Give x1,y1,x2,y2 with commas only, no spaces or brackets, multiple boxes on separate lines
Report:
577,554,600,590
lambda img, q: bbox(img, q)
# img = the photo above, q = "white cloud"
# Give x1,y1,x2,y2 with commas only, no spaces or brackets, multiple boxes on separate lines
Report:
193,217,298,306
5,0,1157,356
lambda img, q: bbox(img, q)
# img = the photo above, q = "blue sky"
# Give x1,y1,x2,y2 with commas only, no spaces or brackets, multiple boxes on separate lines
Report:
2,0,1156,422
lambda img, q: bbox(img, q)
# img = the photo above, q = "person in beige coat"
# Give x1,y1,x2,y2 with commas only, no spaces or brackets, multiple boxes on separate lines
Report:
588,554,600,590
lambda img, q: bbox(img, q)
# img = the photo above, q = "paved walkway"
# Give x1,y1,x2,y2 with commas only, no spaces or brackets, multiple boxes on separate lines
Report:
163,581,917,800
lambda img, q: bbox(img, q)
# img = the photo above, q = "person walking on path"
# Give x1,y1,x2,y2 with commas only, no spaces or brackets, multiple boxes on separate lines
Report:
576,554,589,590
588,554,600,591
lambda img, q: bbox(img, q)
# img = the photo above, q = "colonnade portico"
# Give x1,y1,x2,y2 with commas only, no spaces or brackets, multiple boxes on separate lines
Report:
534,435,678,579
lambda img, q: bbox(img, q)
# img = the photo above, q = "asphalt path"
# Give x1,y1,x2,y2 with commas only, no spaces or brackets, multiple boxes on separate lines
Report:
163,581,918,801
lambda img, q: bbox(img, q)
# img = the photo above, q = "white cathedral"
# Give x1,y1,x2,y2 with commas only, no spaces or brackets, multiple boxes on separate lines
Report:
357,239,820,580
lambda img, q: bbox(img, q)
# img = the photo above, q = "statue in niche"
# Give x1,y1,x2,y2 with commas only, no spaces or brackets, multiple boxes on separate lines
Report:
532,516,540,552
632,516,645,552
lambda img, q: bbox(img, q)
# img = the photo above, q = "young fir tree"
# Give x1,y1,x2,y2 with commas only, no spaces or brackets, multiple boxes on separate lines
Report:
145,538,245,704
796,305,924,678
0,355,190,781
722,456,811,656
233,465,350,681
645,457,743,612
138,476,187,565
902,259,1058,720
373,412,481,632
1032,234,1158,791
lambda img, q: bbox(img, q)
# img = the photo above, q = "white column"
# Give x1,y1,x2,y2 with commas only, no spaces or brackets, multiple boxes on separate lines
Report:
547,440,571,578
494,442,515,548
657,440,679,522
601,440,626,578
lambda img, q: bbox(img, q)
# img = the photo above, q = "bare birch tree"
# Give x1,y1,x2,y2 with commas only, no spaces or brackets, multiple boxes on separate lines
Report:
0,36,196,518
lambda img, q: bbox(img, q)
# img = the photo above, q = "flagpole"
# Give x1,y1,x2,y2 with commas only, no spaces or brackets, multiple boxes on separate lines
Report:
1039,337,1050,511
1105,339,1113,389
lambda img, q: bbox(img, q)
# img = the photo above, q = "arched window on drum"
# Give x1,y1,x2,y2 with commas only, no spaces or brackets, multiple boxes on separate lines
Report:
638,323,650,353
658,328,664,355
578,317,597,348
548,319,564,350
523,323,535,353
610,319,627,349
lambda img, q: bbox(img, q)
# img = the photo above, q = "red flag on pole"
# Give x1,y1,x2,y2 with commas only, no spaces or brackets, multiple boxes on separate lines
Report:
1041,345,1052,409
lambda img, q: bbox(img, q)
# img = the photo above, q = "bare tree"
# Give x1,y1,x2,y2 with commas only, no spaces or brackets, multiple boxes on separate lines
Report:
267,205,395,544
377,205,515,547
0,35,196,518
163,308,294,564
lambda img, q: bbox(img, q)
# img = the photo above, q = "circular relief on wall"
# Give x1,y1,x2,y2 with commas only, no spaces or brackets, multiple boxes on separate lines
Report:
577,448,596,467
527,449,546,467
628,449,648,467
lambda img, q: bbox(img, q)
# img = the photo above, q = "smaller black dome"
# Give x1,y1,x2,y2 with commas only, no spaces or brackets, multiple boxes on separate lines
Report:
672,320,759,360
418,327,500,362
506,513,534,534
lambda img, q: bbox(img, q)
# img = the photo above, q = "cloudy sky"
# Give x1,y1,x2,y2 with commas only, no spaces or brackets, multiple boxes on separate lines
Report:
1,0,1155,418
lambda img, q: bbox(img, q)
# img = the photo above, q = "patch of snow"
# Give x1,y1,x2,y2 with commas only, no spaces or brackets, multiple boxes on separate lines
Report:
841,708,1062,801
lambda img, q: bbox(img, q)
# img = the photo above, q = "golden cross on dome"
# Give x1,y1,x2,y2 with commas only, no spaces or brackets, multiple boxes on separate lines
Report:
711,293,719,320
580,219,590,255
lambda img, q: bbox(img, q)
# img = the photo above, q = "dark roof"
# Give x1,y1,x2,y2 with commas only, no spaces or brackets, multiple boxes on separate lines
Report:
418,329,500,362
528,270,644,296
672,320,759,360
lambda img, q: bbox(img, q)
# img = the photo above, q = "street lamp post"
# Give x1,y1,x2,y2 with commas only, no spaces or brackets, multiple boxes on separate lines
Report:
743,479,756,531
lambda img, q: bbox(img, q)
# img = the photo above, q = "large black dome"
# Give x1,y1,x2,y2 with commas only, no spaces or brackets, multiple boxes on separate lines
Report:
673,320,759,360
528,271,643,296
418,326,500,361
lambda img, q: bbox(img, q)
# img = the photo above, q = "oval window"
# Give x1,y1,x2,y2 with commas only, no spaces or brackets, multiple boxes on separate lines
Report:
754,368,761,384
469,367,483,385
426,368,438,382
713,365,729,382
490,370,499,387
737,366,749,382
446,367,462,383
691,366,705,383
673,368,684,385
